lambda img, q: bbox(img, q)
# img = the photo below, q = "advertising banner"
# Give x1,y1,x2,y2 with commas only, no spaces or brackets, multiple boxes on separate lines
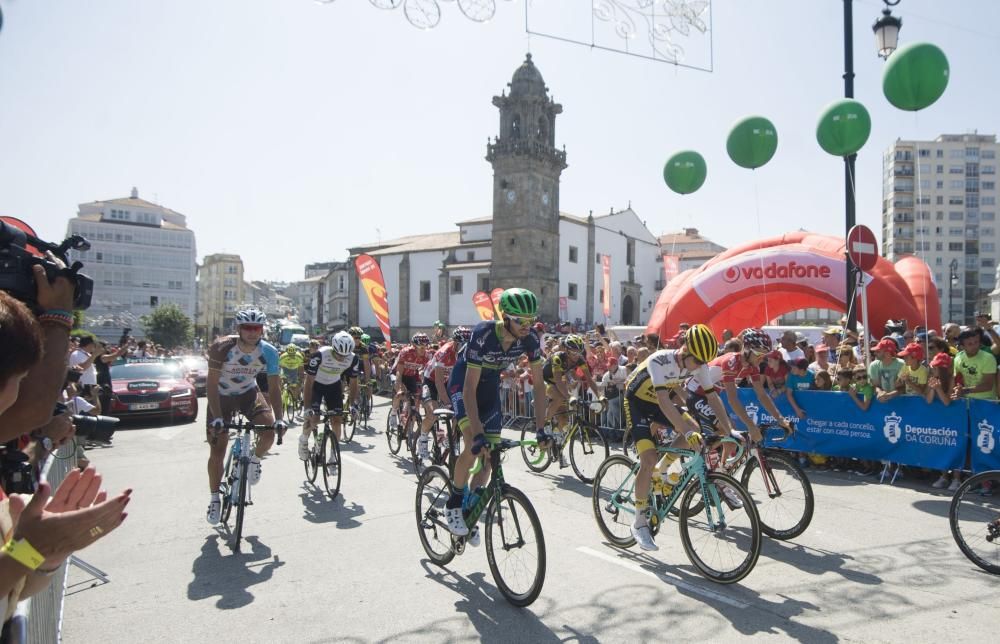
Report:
490,287,504,320
354,254,392,350
559,296,568,319
663,255,680,283
723,389,967,470
967,398,1000,472
602,255,611,317
472,291,495,320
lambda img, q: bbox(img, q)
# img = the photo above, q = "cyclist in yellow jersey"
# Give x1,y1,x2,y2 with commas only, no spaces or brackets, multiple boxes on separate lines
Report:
541,334,603,465
279,344,305,401
622,324,735,551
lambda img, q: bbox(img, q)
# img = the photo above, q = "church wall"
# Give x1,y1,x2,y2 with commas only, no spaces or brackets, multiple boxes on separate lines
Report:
460,223,491,243
558,220,590,323
447,267,486,326
408,251,443,328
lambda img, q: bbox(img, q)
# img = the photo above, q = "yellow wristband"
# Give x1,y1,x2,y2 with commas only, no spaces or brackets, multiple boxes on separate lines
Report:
2,538,45,571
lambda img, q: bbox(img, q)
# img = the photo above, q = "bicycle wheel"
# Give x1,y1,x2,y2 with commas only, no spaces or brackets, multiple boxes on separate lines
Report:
321,432,342,500
485,486,546,607
387,413,403,454
568,423,610,484
950,470,1000,575
740,451,814,540
232,458,250,553
304,430,319,484
406,415,420,472
343,410,356,444
591,454,639,548
220,458,235,524
678,472,761,584
415,466,458,567
519,426,551,473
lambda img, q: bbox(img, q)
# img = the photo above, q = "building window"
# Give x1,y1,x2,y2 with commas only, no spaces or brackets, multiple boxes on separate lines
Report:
466,251,475,261
627,240,635,267
568,283,578,300
983,181,996,190
936,149,943,158
478,275,490,292
936,165,944,173
451,276,463,294
599,288,604,304
568,246,578,263
949,242,964,251
595,252,601,264
509,238,516,246
419,281,431,301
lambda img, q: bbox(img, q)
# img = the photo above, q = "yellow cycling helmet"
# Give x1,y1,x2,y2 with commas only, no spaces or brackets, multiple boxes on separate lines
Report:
683,323,718,363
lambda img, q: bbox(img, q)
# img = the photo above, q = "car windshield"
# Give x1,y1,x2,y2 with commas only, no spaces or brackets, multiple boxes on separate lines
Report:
110,361,183,380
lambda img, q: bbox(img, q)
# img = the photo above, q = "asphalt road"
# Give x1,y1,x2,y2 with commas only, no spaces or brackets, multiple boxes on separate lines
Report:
61,396,998,643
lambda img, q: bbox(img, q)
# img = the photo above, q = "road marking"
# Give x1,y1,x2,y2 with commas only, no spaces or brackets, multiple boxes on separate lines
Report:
342,455,384,473
575,546,749,609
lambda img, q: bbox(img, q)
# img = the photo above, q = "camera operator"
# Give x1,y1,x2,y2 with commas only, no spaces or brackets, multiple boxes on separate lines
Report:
68,337,105,415
95,341,125,415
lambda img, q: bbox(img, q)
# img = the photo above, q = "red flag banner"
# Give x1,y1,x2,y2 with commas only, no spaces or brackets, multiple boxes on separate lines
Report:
663,255,680,283
473,291,495,320
559,296,568,319
490,287,504,320
354,254,392,350
602,255,611,317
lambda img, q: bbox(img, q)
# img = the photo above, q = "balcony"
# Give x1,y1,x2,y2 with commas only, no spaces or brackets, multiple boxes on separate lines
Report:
655,279,666,290
892,214,914,223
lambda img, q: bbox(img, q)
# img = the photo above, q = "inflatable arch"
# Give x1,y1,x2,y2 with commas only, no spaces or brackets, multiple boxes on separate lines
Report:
648,231,941,339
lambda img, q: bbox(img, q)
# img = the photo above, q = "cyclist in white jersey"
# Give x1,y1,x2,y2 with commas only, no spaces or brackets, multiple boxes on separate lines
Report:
299,331,359,459
205,308,286,525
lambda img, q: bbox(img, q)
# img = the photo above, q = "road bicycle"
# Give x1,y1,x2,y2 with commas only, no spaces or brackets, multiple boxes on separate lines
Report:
303,409,343,500
412,406,464,477
705,423,814,540
387,392,421,462
519,397,609,484
592,435,762,584
949,469,1000,575
218,417,273,553
356,378,375,428
281,377,303,421
416,435,547,606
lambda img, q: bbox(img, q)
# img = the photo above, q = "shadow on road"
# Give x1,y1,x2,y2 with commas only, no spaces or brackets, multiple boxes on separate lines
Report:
299,487,366,528
911,498,951,518
341,439,376,456
536,470,593,499
761,540,884,585
187,535,284,609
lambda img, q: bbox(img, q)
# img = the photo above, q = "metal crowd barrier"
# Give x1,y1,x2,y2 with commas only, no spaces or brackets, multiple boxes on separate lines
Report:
499,382,628,442
4,440,78,644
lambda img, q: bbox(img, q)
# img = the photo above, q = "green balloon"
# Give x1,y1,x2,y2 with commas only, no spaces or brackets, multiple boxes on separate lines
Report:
663,150,707,195
883,42,949,111
816,99,871,157
726,116,777,169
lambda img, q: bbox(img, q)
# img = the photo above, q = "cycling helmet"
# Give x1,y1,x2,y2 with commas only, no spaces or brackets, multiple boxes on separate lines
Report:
739,327,773,355
284,344,300,354
235,308,266,326
499,288,538,317
563,334,586,353
683,324,719,363
347,326,364,338
359,333,371,346
331,331,355,355
412,332,431,346
452,326,472,343
433,320,446,329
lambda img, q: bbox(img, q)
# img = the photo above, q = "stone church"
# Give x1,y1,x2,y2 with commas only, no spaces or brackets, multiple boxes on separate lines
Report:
348,54,661,340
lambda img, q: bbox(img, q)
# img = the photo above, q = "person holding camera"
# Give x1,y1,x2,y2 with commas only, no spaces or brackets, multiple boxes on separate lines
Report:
68,337,104,415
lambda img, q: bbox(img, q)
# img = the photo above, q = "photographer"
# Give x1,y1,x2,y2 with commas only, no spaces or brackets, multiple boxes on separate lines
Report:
68,336,104,415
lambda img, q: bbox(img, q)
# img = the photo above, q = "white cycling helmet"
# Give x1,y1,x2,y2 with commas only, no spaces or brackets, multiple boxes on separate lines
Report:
235,308,266,326
331,331,355,355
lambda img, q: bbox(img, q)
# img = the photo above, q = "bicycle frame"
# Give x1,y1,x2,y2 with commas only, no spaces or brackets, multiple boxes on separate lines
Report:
464,436,544,534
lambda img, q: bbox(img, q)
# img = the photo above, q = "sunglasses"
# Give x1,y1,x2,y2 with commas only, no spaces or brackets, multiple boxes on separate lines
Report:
507,315,537,326
239,324,264,332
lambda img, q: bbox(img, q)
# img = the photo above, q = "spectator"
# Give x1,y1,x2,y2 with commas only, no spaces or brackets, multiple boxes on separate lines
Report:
722,329,734,343
924,353,961,490
624,346,639,373
808,343,832,376
974,312,1000,357
785,359,809,419
68,337,105,415
813,370,833,391
885,319,906,350
821,326,842,359
722,338,742,355
942,323,961,350
763,351,789,399
951,329,998,401
778,331,805,363
849,365,875,411
896,342,929,397
869,338,904,402
608,341,627,368
600,359,627,429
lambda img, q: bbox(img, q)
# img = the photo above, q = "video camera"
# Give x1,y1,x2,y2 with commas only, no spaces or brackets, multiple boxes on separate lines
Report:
72,414,120,440
0,218,94,310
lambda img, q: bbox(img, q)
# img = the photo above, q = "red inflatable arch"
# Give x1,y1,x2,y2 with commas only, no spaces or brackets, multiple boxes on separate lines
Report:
648,231,940,339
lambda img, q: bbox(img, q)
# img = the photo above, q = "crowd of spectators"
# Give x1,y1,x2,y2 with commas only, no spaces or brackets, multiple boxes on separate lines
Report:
1,261,131,632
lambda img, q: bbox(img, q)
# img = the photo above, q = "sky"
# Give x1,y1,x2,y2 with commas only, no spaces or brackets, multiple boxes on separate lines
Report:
1,0,998,283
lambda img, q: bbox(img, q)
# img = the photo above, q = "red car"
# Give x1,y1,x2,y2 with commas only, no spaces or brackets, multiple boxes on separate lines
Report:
108,360,198,422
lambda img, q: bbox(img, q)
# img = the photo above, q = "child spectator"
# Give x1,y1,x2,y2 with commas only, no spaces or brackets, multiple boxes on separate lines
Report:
849,365,875,411
813,370,833,391
785,359,810,419
896,342,929,396
870,338,904,402
764,351,789,398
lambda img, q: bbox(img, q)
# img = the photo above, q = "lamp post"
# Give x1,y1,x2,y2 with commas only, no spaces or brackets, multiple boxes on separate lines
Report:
949,258,959,323
844,0,903,333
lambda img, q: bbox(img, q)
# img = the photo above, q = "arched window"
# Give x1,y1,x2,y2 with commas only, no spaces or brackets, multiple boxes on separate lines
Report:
511,114,521,139
536,116,548,142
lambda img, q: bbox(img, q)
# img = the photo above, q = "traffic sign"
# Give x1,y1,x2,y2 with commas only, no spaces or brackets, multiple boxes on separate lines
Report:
847,225,879,271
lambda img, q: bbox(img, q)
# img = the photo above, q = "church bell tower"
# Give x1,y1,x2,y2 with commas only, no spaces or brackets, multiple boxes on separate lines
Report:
487,53,567,322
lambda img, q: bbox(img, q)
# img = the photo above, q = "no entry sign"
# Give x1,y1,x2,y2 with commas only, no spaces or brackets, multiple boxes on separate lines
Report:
847,225,878,272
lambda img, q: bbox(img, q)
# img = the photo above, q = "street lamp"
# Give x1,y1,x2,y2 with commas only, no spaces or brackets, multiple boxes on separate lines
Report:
949,258,959,323
873,1,903,59
844,0,903,334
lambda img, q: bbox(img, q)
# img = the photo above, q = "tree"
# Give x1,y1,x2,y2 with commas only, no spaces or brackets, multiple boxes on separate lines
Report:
141,303,193,349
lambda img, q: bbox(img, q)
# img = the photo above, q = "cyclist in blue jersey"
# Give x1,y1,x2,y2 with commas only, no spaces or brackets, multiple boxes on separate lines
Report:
445,288,548,541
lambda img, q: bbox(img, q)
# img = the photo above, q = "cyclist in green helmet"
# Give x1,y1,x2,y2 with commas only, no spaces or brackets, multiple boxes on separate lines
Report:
443,287,548,542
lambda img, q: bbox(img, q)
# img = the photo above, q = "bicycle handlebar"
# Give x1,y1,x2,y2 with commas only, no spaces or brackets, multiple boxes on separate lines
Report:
469,437,545,475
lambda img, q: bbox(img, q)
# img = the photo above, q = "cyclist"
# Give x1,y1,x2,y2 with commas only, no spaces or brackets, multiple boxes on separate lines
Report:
415,326,472,461
278,344,305,406
541,333,603,466
390,333,431,431
712,328,793,444
299,331,358,459
344,326,369,414
622,324,733,551
445,288,547,542
205,308,286,525
432,320,448,343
